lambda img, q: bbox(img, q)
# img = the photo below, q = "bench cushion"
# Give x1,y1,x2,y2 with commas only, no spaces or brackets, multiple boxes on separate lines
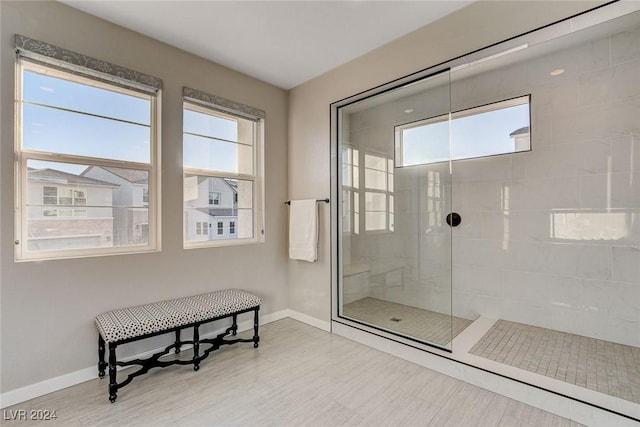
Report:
95,289,261,343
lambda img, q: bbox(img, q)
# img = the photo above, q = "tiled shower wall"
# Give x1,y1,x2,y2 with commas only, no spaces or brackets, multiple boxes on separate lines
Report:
449,22,639,347
343,20,639,347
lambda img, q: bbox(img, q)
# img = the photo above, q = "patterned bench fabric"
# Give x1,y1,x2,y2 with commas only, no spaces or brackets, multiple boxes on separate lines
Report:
95,289,261,343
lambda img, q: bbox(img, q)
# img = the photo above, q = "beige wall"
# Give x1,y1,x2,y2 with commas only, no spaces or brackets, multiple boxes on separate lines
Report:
287,1,605,322
0,1,289,392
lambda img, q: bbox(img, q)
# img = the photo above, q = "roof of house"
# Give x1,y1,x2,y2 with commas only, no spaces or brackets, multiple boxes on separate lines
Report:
196,208,236,217
28,168,118,187
84,166,148,184
195,176,238,193
510,126,530,137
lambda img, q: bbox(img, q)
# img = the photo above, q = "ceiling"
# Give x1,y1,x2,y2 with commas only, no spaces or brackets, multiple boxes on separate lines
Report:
60,1,471,90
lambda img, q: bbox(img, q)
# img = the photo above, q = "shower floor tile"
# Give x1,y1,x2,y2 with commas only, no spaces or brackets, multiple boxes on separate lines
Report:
342,297,473,347
469,319,640,404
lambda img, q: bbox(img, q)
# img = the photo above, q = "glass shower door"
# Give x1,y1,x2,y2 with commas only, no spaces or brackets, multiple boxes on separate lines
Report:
337,69,456,350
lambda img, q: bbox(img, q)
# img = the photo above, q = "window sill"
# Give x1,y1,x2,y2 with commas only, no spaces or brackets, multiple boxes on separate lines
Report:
184,236,264,250
15,244,161,263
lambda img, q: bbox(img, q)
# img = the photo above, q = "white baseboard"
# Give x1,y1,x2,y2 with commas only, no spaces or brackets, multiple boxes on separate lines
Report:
285,309,331,332
0,366,97,410
0,309,290,409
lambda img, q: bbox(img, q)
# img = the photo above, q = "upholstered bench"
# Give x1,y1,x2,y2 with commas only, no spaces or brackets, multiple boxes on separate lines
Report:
95,289,261,403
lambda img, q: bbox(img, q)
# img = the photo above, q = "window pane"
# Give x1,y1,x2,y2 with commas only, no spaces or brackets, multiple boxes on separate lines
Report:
183,108,238,142
365,192,386,211
235,179,253,210
184,175,253,242
342,162,352,187
365,154,386,171
23,69,151,125
452,102,530,159
365,168,386,190
23,103,151,163
342,189,351,233
365,212,386,231
401,119,450,166
237,209,254,239
353,165,359,189
183,133,253,174
26,160,150,251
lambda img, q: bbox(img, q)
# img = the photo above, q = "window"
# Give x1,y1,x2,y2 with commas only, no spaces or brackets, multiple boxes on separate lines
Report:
183,86,264,248
42,186,87,217
342,147,359,234
395,95,530,167
364,154,394,232
209,191,221,205
15,36,161,261
195,222,208,236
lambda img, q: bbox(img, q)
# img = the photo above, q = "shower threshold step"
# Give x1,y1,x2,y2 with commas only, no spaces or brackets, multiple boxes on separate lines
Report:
455,316,640,421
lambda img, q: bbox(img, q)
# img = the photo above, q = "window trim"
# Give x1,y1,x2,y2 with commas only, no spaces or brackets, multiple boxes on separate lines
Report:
182,96,265,249
14,59,162,262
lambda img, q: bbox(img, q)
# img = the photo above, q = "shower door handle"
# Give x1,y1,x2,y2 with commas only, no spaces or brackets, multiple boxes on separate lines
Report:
446,212,461,227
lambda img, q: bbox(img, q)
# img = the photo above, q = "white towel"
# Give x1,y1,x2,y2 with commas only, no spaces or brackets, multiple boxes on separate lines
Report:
288,199,318,262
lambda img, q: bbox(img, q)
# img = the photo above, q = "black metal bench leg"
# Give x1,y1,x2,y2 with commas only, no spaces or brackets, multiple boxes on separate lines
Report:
253,307,260,348
98,335,107,378
231,314,238,336
175,329,181,354
108,343,118,403
193,325,200,371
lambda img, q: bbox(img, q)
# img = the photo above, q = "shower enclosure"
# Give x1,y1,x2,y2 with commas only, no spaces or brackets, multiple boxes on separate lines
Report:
332,3,640,419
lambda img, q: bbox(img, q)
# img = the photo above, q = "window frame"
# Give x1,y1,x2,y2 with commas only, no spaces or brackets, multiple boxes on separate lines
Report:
182,99,265,249
14,59,161,262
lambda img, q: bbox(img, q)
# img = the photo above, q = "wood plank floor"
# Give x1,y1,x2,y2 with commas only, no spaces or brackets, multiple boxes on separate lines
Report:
3,319,583,426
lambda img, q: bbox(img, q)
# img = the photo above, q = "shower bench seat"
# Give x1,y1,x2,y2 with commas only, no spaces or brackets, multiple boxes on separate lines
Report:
94,289,261,403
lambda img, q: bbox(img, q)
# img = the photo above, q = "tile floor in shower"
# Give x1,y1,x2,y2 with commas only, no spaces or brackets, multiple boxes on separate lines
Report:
470,319,640,404
343,297,640,405
342,297,473,346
